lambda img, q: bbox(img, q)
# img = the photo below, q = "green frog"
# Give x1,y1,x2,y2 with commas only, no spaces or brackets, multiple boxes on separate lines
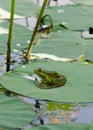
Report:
34,68,67,89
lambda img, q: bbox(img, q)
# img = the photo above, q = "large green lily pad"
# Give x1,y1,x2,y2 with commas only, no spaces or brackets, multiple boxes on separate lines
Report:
1,21,93,61
0,21,32,54
25,123,89,130
72,0,93,5
0,93,36,129
0,61,93,102
45,5,93,30
0,0,40,18
32,26,93,61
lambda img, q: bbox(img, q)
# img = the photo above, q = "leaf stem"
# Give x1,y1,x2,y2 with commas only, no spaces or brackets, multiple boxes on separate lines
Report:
6,0,15,71
25,0,48,61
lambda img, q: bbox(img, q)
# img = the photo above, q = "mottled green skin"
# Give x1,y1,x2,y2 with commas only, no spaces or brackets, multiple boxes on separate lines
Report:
34,68,67,89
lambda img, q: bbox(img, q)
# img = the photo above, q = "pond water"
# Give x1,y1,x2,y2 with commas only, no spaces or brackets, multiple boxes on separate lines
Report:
18,95,93,127
1,0,93,129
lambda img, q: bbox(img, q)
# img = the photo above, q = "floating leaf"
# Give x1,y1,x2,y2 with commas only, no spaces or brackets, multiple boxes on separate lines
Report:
25,123,89,130
72,0,93,5
0,21,32,54
0,93,36,129
0,0,40,18
1,21,93,61
0,61,93,102
45,5,93,30
32,26,93,61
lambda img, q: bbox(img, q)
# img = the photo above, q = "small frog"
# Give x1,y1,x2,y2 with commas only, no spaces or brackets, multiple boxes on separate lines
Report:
34,68,67,89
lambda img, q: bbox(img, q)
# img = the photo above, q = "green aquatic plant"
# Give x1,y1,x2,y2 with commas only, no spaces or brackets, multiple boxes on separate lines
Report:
26,0,48,61
6,0,15,71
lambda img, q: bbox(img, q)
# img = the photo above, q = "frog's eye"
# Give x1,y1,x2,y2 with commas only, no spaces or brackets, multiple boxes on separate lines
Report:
38,68,42,71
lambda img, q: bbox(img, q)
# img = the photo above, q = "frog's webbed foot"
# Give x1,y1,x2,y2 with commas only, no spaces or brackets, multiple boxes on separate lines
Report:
34,78,43,88
35,77,41,84
34,78,50,89
34,77,67,89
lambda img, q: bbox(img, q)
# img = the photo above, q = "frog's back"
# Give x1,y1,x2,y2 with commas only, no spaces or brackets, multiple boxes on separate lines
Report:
44,75,67,88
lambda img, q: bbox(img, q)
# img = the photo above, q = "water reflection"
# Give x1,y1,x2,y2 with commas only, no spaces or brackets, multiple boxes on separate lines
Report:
18,95,93,125
76,104,93,124
0,86,93,129
0,53,27,76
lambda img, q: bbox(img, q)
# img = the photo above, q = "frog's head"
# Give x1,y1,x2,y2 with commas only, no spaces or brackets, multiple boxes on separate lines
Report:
34,68,44,76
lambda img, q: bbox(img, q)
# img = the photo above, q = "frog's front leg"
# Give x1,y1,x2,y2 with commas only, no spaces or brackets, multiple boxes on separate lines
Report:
35,78,48,89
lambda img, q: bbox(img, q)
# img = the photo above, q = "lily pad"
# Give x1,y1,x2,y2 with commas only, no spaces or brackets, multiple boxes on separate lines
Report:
0,0,40,18
1,21,93,61
0,21,32,54
45,5,93,30
0,93,36,129
25,123,89,130
32,26,93,61
72,0,93,5
0,61,93,102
